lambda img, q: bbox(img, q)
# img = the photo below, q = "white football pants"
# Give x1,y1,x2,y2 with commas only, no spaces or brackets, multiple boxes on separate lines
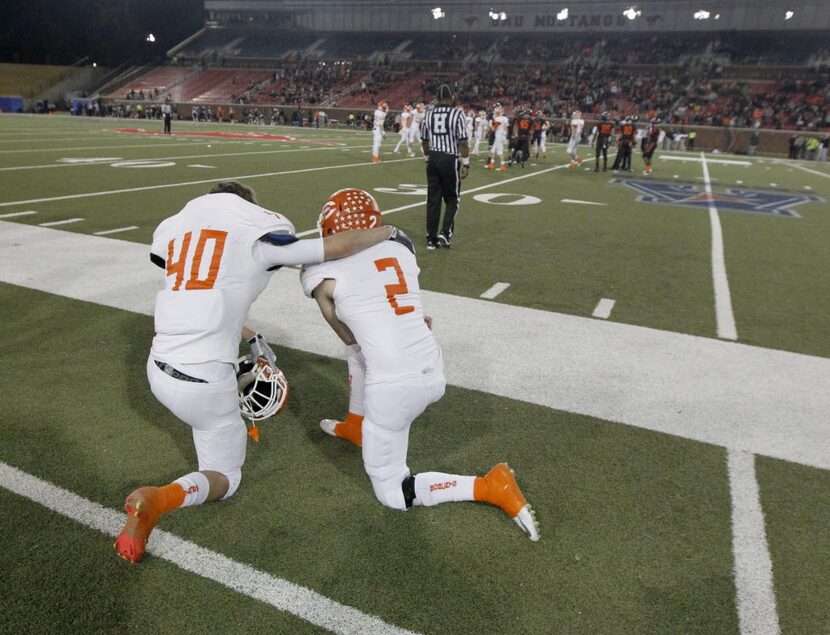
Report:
361,367,446,510
146,356,245,498
372,129,383,157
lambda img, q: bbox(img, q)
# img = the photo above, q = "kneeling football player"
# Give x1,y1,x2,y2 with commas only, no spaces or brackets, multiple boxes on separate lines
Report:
301,189,540,541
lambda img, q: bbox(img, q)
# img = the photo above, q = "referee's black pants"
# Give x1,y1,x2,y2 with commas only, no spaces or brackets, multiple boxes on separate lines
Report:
426,152,461,241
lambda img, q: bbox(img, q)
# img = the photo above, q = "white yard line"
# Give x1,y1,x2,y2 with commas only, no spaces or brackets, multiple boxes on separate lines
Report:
727,450,781,635
93,226,139,236
701,152,738,341
560,198,607,206
0,210,37,219
783,161,830,180
0,461,418,635
480,282,510,300
3,221,829,471
0,145,366,172
296,159,598,237
0,156,420,208
38,218,83,227
0,140,246,155
592,298,616,319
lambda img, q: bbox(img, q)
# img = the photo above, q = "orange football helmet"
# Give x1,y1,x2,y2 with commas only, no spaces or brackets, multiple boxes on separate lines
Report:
319,188,383,236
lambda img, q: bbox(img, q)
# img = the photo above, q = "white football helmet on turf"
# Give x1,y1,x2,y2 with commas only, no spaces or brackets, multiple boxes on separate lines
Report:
237,356,289,422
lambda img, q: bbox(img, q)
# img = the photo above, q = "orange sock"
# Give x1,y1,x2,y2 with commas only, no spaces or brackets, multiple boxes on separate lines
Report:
156,483,185,513
334,412,364,447
473,476,488,502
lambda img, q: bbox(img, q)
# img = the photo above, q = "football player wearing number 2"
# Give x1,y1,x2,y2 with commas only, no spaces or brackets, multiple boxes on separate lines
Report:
301,189,540,541
114,181,401,563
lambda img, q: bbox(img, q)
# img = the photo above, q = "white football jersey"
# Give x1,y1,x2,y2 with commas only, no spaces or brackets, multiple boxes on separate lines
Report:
150,193,294,365
570,118,585,140
474,115,488,138
410,108,425,131
373,108,387,131
493,115,510,141
400,111,412,130
301,241,440,385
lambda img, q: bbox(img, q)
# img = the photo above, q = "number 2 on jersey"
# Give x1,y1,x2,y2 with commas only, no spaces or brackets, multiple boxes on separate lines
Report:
374,257,414,315
167,229,228,291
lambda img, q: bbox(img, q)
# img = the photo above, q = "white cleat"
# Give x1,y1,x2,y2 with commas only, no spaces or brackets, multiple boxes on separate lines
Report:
319,419,338,437
514,504,540,542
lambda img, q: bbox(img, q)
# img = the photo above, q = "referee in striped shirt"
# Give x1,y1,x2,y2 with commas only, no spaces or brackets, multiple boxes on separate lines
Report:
421,84,469,250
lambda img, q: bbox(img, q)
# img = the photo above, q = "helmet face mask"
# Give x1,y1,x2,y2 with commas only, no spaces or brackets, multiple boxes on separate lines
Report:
318,188,383,237
237,356,289,422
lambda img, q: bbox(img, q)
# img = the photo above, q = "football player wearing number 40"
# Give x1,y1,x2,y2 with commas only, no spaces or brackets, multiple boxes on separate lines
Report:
114,181,402,563
300,189,540,541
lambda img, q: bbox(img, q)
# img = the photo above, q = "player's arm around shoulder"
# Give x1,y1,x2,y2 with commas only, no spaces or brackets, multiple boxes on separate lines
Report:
322,225,396,261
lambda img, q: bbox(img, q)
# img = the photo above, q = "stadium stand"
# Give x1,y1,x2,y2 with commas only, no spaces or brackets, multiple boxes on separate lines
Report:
99,28,828,132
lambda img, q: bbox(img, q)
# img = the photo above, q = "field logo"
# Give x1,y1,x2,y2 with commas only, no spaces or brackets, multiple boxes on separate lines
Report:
614,179,822,218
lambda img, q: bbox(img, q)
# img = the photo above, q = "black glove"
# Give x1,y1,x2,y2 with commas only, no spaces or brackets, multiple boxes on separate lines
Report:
388,226,415,255
248,333,276,366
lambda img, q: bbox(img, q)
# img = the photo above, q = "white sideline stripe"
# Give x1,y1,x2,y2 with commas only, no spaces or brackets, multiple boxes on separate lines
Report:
188,164,217,169
295,158,604,237
0,462,418,635
660,155,752,166
93,226,139,236
592,298,616,319
38,218,83,227
2,220,829,471
0,156,420,208
0,210,37,219
0,145,366,172
560,198,607,206
701,152,738,341
727,450,781,635
480,282,510,300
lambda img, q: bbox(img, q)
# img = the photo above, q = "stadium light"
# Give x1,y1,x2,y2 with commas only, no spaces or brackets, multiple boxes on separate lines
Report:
431,7,445,19
693,10,711,20
784,10,794,20
557,8,569,21
145,33,156,43
489,10,508,20
622,7,641,20
714,13,720,20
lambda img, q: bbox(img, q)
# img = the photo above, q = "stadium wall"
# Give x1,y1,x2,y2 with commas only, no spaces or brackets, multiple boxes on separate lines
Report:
204,0,830,33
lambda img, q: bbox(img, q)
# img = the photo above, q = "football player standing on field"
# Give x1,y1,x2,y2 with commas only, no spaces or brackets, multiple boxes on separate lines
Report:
408,102,425,155
393,104,413,156
472,109,487,155
371,101,388,163
567,110,584,168
114,181,404,563
301,189,540,541
487,105,510,171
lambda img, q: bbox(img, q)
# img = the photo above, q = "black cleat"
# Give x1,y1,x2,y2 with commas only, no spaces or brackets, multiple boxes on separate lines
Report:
437,234,451,249
427,240,437,251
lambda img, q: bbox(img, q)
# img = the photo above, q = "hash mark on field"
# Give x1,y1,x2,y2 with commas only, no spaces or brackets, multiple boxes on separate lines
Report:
480,282,510,300
728,450,781,635
0,462,419,635
0,210,37,219
560,198,607,206
94,226,139,236
592,298,616,319
39,218,83,227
